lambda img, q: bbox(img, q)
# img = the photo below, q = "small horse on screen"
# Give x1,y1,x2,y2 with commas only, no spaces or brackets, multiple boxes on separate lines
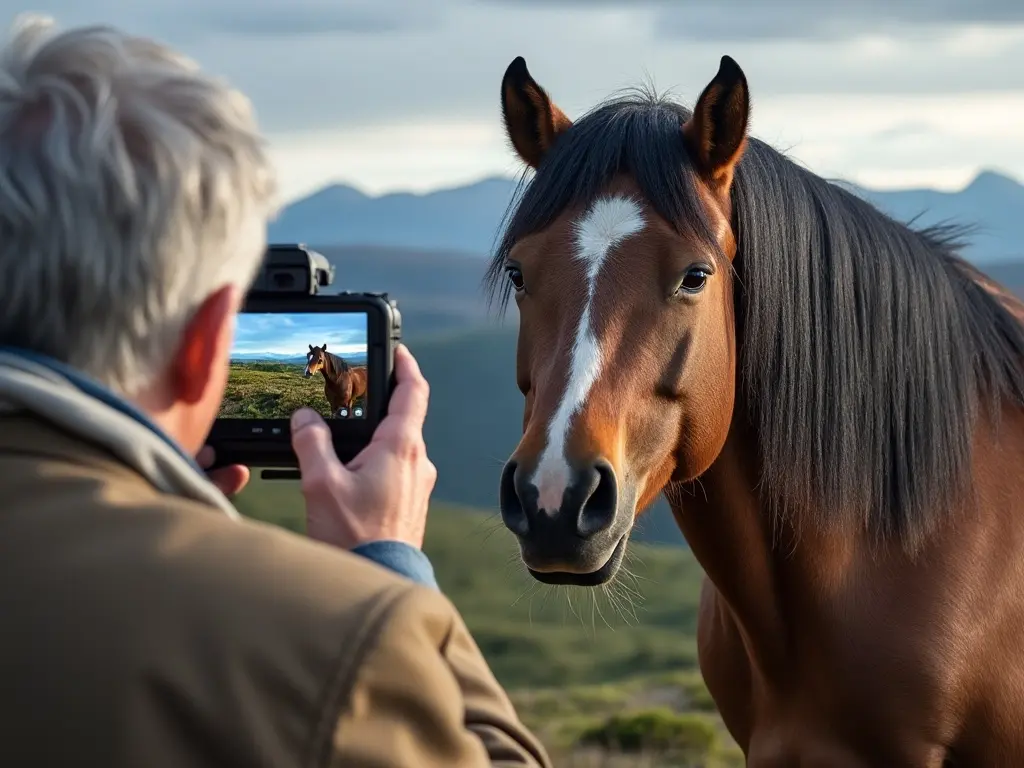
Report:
303,343,367,418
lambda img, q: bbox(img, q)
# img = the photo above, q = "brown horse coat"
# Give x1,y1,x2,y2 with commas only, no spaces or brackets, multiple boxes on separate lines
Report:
492,54,1024,766
304,343,367,418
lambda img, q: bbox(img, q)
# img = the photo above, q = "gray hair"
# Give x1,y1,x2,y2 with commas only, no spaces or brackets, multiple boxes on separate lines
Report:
0,15,278,395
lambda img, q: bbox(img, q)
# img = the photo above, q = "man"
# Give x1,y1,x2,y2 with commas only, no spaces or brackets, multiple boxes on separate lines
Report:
0,15,550,768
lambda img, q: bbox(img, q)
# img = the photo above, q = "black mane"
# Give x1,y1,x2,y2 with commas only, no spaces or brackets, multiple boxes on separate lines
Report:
484,87,1024,549
310,347,350,375
326,350,351,374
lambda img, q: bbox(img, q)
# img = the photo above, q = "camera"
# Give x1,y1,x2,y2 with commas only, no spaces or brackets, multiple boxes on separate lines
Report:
206,244,401,477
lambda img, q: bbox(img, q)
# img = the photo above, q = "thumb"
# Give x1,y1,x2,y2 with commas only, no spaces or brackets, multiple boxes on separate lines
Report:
290,408,345,479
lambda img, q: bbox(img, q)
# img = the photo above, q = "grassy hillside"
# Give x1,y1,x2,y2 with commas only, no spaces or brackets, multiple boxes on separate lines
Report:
233,480,742,765
220,361,366,419
235,479,700,688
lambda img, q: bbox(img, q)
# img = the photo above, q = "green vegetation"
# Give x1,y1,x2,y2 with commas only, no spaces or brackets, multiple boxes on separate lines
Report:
510,673,742,766
233,478,740,765
580,708,718,756
220,362,365,419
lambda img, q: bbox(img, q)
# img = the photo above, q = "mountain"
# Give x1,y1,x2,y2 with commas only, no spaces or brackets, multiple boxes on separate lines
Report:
269,177,519,256
846,170,1024,264
271,169,1024,264
231,352,368,366
231,352,304,364
310,244,496,335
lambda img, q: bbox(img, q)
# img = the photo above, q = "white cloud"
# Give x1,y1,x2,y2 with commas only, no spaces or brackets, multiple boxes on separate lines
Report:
267,121,520,200
268,89,1024,201
4,3,1023,196
747,92,1024,190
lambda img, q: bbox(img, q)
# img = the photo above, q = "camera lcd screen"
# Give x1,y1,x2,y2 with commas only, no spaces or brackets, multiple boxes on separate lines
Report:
220,311,369,420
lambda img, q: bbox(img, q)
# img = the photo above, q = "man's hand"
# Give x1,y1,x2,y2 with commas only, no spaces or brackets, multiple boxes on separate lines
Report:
196,446,250,497
290,344,437,550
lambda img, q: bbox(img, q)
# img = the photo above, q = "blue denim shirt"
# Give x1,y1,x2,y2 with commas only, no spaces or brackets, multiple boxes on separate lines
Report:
0,347,438,589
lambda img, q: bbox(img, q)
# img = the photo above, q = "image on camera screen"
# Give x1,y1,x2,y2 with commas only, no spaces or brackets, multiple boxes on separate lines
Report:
219,312,369,420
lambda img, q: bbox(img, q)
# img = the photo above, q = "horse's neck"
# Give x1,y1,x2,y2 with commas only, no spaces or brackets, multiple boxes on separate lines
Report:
328,353,349,378
665,411,851,672
667,422,778,618
319,355,334,380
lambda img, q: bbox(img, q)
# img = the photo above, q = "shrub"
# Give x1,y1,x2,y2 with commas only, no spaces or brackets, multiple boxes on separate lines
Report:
578,708,718,756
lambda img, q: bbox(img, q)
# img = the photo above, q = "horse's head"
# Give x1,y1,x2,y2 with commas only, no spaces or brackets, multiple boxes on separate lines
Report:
304,343,328,378
494,56,750,585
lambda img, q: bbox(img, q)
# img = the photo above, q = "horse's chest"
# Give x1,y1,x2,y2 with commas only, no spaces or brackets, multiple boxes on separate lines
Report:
323,378,351,399
698,583,958,767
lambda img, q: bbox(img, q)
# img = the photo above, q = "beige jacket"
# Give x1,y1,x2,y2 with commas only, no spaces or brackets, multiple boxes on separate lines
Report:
0,352,550,767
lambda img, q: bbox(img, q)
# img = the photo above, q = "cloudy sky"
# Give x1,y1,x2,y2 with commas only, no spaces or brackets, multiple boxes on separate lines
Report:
10,1,1024,202
233,312,366,356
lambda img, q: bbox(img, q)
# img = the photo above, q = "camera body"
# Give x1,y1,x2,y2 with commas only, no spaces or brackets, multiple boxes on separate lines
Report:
206,244,401,473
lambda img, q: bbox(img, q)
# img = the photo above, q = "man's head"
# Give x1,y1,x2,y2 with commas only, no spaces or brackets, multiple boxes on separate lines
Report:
0,16,277,454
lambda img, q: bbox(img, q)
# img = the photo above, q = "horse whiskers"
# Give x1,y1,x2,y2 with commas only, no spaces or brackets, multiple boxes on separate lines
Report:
509,579,543,609
516,575,645,634
469,513,508,546
603,584,639,627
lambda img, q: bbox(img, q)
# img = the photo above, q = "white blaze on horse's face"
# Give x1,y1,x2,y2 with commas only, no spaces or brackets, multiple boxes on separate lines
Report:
532,195,646,512
304,350,320,378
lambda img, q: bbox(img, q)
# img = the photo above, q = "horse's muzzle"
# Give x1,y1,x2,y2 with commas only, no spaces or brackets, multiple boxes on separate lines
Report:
498,457,629,584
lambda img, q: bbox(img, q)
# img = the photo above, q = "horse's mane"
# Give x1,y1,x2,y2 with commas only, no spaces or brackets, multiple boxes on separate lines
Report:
313,348,350,377
327,350,351,374
484,86,1024,549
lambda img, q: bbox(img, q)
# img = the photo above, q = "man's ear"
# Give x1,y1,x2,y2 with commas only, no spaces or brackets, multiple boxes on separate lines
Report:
682,55,750,195
500,56,573,169
171,285,239,405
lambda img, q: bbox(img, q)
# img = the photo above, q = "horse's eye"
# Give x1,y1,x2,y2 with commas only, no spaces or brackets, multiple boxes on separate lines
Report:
677,267,710,295
506,266,526,292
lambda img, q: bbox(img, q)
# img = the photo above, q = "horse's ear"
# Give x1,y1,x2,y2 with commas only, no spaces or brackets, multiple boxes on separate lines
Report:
682,55,750,193
309,344,314,351
501,56,573,169
322,343,327,351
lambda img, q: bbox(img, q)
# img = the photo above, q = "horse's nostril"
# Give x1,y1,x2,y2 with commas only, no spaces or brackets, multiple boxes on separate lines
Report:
576,460,618,538
499,461,530,537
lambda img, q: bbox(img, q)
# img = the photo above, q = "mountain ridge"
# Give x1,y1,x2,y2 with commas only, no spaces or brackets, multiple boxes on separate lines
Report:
270,169,1024,263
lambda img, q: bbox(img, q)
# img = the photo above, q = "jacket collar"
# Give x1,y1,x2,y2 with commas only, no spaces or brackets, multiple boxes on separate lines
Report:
0,347,239,519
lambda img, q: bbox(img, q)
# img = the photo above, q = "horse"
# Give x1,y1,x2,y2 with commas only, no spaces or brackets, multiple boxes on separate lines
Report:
489,54,1024,766
303,343,367,418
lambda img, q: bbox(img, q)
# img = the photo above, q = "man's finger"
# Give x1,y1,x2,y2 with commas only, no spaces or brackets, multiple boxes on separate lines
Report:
196,445,215,470
291,407,347,486
207,464,250,496
381,345,430,432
